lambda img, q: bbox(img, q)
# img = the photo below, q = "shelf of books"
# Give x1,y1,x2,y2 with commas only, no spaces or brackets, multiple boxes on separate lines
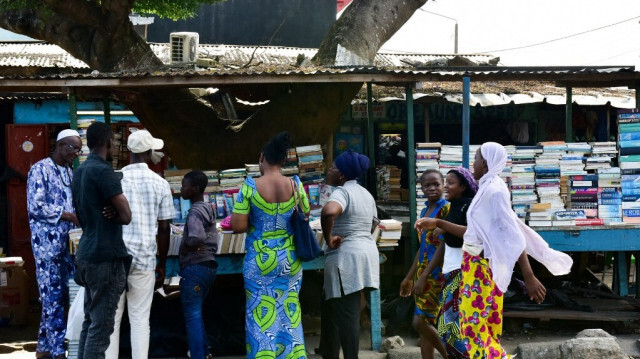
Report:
163,144,400,252
411,132,636,228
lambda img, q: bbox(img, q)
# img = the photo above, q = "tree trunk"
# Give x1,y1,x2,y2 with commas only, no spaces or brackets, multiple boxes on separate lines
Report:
0,0,429,169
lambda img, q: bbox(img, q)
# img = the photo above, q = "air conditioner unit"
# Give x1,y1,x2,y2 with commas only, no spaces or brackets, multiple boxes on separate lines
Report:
170,32,199,64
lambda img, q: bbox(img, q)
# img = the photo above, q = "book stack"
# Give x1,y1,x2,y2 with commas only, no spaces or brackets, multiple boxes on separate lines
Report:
376,166,390,201
296,144,324,184
217,232,247,254
598,168,622,225
534,143,564,215
388,166,402,201
415,143,441,217
560,154,586,177
281,148,299,176
415,143,441,175
527,203,554,227
219,168,246,190
439,145,463,176
111,129,125,169
587,142,617,171
501,146,515,184
245,164,260,178
468,145,480,172
377,219,403,247
618,110,640,224
76,119,95,164
567,174,599,220
510,146,540,219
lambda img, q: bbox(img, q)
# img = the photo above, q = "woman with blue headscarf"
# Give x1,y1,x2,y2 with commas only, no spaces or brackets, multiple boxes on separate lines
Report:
319,150,379,359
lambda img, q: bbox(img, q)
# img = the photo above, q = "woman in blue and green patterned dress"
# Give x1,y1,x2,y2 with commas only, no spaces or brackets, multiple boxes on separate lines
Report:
231,131,310,359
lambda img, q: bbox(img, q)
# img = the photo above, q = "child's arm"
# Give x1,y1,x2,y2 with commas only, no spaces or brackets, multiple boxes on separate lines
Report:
184,213,208,248
400,250,419,297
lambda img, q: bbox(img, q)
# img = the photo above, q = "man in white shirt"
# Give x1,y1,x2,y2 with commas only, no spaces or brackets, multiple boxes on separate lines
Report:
106,130,174,359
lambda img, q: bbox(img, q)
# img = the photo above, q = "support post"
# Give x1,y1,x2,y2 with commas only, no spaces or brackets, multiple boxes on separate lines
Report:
462,77,470,168
366,83,377,198
424,105,430,142
69,88,79,168
454,22,459,54
406,85,417,257
103,98,111,125
635,82,640,109
566,87,573,142
615,251,629,297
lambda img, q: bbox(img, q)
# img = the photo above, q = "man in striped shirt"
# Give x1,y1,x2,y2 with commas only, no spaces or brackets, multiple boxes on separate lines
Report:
106,130,174,359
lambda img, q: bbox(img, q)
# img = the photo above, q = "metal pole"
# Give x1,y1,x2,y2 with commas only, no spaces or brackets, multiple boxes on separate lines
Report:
366,83,377,199
635,82,639,110
566,87,573,142
69,88,79,168
103,98,111,125
406,85,417,258
462,77,470,168
454,23,459,54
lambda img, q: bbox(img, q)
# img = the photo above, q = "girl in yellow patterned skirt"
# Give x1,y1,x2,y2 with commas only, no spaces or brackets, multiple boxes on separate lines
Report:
400,169,449,359
459,143,573,358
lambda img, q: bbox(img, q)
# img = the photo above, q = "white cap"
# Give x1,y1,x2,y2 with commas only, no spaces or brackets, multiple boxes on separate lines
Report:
56,129,80,142
127,130,164,154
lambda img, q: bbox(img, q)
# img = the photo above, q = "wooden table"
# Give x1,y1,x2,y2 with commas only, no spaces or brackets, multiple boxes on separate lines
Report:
535,225,640,297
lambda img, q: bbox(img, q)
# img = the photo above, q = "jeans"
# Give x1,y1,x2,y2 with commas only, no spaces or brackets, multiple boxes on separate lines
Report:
180,262,217,359
75,258,129,359
105,268,155,359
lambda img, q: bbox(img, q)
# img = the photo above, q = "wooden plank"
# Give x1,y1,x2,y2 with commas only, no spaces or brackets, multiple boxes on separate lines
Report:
538,228,640,252
504,309,640,322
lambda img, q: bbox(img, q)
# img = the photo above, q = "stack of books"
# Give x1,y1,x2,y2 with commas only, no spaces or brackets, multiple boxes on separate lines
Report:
534,143,564,214
296,144,324,184
217,232,247,254
245,164,260,178
282,148,300,176
376,166,390,201
527,203,554,227
388,166,402,201
587,142,617,171
501,146,514,184
219,168,246,190
510,146,540,219
560,154,586,177
618,110,640,224
597,168,623,224
415,143,441,217
376,219,403,247
439,145,463,176
567,174,599,220
77,119,95,164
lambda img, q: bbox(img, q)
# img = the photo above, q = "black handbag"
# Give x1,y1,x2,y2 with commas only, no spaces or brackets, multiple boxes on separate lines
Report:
290,179,323,261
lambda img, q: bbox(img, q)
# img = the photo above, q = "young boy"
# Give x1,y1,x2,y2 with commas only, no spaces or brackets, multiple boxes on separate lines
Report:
179,170,219,359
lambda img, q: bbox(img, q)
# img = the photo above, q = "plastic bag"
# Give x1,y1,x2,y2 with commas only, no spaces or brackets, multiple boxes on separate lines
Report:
66,286,85,340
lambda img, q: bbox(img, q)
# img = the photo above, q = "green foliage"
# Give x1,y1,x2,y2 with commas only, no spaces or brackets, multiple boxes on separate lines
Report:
132,0,224,20
0,0,224,21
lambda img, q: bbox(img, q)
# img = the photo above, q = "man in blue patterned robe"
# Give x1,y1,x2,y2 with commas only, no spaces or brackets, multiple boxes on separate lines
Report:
27,129,82,359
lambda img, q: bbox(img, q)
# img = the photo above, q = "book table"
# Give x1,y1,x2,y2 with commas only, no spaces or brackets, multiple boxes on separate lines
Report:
535,224,640,297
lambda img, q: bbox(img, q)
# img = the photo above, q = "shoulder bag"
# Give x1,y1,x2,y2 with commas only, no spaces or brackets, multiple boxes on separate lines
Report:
290,178,323,261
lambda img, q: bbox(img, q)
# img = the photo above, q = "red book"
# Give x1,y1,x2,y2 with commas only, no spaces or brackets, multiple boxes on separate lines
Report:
575,218,604,226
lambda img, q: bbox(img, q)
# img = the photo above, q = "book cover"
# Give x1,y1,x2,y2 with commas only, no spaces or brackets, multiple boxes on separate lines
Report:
619,132,640,141
622,195,640,201
623,209,640,217
554,210,586,220
622,188,640,195
598,198,622,205
575,218,604,226
599,191,622,199
216,194,227,218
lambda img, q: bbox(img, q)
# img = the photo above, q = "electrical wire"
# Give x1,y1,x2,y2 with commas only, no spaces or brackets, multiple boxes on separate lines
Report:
475,15,640,54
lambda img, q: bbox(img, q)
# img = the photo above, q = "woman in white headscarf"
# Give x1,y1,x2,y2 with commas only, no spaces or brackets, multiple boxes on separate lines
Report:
459,142,573,358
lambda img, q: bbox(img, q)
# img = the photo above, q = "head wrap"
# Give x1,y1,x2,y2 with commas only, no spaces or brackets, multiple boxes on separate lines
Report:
56,129,80,142
334,150,370,180
463,142,573,293
479,142,508,183
448,166,478,196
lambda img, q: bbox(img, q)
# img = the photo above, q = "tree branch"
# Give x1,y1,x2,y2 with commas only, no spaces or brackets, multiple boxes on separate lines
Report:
41,0,102,27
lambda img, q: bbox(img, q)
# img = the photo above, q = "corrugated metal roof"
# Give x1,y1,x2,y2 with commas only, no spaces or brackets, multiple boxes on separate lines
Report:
0,42,89,69
0,42,498,69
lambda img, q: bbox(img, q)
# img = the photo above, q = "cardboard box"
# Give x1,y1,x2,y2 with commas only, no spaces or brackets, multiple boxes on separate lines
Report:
0,264,29,326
